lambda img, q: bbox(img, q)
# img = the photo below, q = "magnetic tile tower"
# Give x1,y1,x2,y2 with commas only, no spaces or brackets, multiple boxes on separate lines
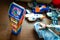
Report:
9,2,26,35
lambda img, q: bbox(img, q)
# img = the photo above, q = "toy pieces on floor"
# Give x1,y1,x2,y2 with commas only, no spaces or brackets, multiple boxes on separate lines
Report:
25,5,49,22
35,6,40,12
52,0,60,8
46,7,60,32
25,13,45,21
47,7,60,18
32,5,49,14
9,2,26,35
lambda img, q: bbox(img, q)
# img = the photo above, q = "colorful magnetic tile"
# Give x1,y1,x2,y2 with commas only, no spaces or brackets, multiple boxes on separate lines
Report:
10,17,18,24
9,2,25,20
12,26,22,35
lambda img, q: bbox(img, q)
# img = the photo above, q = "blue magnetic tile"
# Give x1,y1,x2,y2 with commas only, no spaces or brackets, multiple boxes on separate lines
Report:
12,26,22,35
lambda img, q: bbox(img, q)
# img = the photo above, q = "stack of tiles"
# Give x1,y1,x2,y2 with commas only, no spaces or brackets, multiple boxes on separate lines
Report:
9,2,26,35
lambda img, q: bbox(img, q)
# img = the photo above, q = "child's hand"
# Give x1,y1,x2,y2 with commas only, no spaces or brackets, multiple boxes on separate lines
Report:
39,22,48,30
39,22,47,28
